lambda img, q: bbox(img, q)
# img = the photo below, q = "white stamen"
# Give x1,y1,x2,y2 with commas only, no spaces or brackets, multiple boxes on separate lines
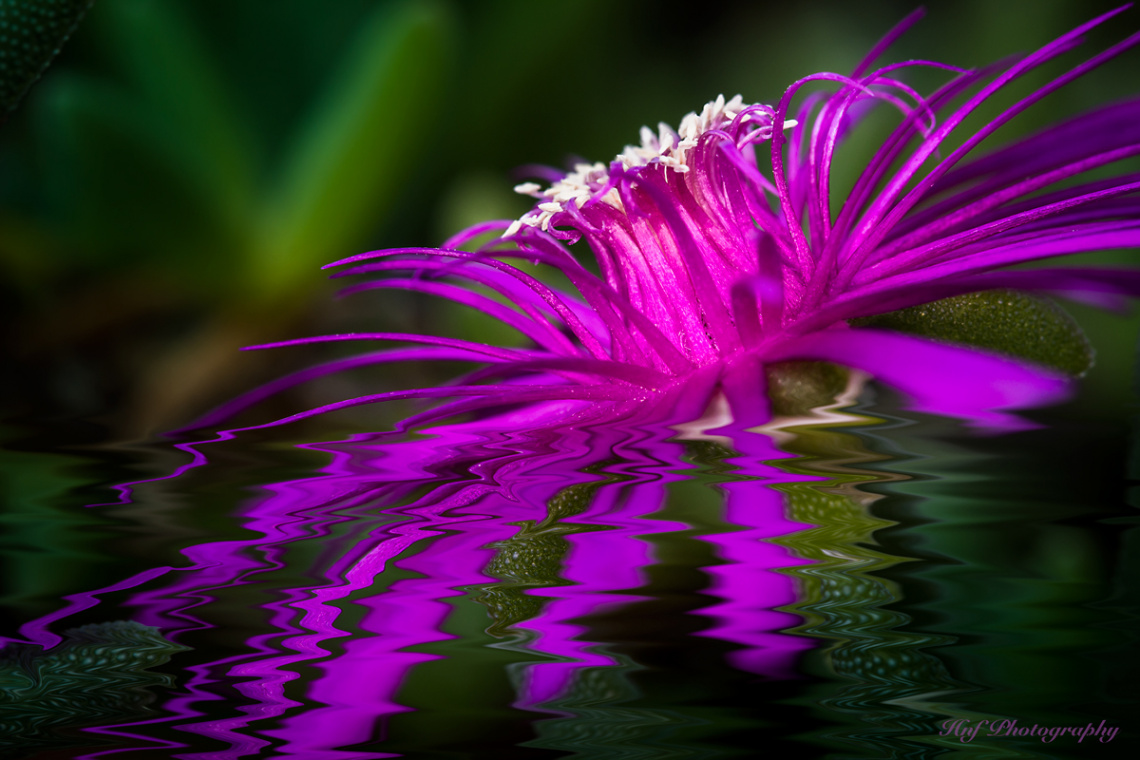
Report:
508,94,789,235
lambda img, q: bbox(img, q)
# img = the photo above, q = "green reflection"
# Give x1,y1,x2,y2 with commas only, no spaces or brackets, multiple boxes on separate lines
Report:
524,659,709,760
875,416,1134,754
773,406,1134,759
772,414,980,757
476,480,605,636
0,621,186,754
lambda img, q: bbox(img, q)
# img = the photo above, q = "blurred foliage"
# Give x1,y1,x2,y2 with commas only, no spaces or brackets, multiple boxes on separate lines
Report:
0,0,1137,437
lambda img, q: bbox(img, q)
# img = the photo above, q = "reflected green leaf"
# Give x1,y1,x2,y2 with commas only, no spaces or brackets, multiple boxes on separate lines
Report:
476,479,604,635
0,621,186,752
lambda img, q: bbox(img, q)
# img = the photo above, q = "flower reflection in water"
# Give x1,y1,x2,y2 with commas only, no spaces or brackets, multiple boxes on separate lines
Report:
5,395,1014,758
19,413,798,752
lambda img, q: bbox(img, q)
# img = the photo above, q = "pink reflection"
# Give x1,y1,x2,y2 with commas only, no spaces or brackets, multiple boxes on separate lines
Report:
4,408,818,758
697,428,819,678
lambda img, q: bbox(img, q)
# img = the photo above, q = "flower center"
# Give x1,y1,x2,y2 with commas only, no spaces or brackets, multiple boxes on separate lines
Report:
507,94,749,236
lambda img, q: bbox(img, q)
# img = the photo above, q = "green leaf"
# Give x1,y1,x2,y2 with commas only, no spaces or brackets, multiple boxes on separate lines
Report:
851,289,1094,376
251,0,456,302
0,0,94,114
766,361,852,417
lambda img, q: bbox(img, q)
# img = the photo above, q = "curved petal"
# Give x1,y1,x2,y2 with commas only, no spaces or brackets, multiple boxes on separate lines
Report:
767,328,1073,430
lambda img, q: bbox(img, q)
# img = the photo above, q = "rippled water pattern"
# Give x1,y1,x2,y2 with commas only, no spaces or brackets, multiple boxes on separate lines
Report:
0,407,1135,758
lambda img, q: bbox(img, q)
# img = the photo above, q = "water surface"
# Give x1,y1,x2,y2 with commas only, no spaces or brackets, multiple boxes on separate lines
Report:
1,402,1135,758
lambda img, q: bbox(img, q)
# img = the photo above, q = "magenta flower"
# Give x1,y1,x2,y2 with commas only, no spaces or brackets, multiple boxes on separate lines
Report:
206,7,1140,435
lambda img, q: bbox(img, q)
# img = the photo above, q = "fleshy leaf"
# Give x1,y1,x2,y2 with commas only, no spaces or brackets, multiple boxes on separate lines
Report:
0,0,94,115
851,289,1094,376
765,361,851,416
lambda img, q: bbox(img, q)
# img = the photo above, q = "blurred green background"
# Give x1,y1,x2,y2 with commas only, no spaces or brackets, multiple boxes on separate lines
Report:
1,0,1137,438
